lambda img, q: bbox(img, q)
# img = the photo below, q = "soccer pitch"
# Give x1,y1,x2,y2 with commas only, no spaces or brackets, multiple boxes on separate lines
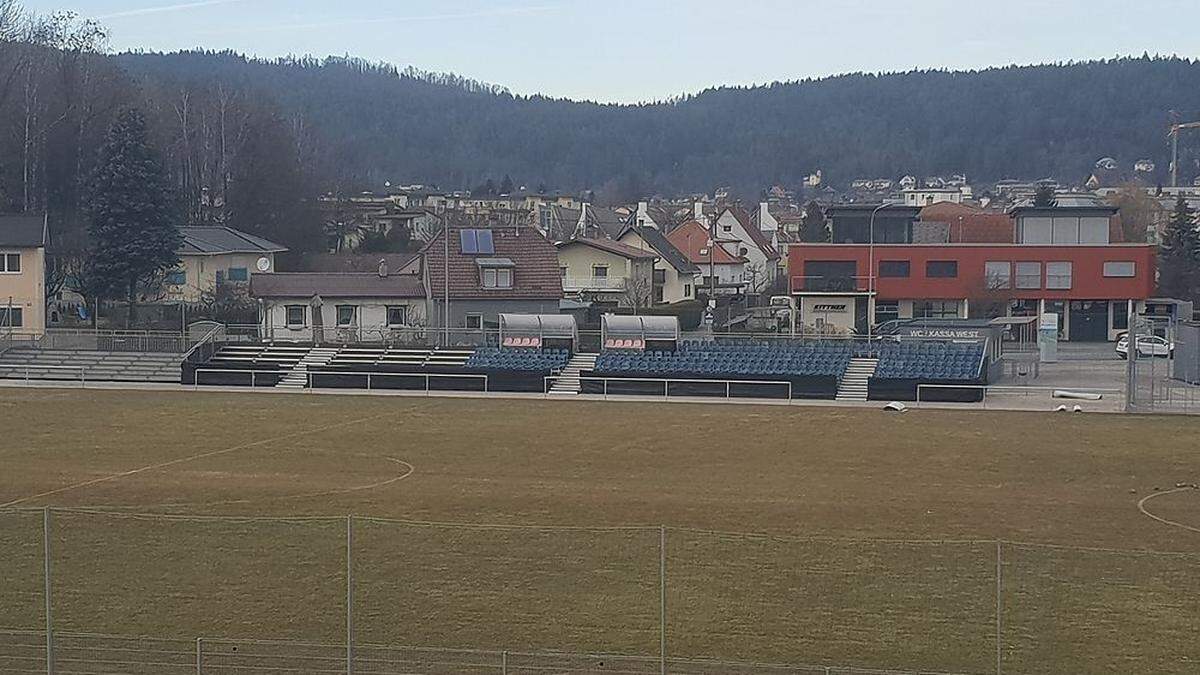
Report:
1,388,1198,673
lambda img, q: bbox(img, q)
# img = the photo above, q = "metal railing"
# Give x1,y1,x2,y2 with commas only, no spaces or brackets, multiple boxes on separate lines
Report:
192,368,489,393
0,363,87,386
182,324,226,368
546,375,794,400
36,328,193,353
561,276,628,291
789,275,875,294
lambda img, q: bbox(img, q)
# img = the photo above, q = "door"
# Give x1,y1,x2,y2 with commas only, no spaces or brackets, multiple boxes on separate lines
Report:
1068,301,1108,342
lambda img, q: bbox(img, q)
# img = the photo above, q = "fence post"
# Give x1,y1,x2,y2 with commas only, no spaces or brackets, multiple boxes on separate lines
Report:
195,637,202,675
346,515,354,675
43,506,53,675
995,540,1002,675
659,525,667,675
501,650,508,675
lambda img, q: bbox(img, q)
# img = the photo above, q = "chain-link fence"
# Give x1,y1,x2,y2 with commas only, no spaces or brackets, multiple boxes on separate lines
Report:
1,508,1198,674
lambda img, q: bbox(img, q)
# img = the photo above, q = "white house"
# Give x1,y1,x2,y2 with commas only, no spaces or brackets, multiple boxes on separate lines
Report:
251,269,427,343
711,206,782,291
617,226,700,304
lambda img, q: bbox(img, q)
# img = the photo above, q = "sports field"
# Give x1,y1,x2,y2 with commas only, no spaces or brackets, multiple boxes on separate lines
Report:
1,388,1199,673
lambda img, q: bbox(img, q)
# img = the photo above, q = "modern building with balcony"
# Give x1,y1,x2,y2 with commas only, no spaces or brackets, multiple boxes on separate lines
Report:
788,202,1157,340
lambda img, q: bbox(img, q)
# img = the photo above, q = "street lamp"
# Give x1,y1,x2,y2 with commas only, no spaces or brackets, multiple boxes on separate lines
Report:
866,203,887,341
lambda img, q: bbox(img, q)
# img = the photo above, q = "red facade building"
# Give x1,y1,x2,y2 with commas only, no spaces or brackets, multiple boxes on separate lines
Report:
788,203,1157,341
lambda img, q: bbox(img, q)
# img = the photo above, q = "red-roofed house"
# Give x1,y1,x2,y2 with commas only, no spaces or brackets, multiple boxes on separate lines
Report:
556,237,658,308
422,225,563,333
666,220,747,296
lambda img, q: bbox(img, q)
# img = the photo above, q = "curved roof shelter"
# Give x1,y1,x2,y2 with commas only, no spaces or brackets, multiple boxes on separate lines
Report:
602,315,679,349
499,314,577,346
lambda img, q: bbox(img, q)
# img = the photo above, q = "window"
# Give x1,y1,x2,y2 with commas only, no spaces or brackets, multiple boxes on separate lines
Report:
722,224,733,233
336,305,357,327
0,307,22,327
654,285,664,303
464,313,483,330
925,260,958,278
1051,218,1079,244
878,260,910,278
984,261,1011,289
227,267,249,282
1080,217,1109,244
913,300,960,319
1112,301,1129,330
874,300,900,324
1103,261,1136,277
165,269,186,286
1046,261,1072,289
1015,262,1042,289
592,265,608,278
285,305,306,327
653,269,666,284
459,229,494,254
1,253,19,273
386,306,408,326
560,266,568,278
1018,217,1053,244
482,267,512,288
683,284,692,297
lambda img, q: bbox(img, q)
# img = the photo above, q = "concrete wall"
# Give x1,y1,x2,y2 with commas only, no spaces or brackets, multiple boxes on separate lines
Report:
0,245,45,334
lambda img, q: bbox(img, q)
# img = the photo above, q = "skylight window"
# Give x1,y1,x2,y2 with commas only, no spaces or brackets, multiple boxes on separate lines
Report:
459,229,494,254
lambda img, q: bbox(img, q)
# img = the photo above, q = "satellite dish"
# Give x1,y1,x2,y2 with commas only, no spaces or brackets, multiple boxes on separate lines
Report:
256,257,271,272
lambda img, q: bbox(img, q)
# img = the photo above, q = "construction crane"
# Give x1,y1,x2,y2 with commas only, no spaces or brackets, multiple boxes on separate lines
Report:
1167,120,1200,187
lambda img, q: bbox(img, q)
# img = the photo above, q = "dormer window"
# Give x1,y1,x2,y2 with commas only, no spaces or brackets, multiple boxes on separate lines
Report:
477,257,514,289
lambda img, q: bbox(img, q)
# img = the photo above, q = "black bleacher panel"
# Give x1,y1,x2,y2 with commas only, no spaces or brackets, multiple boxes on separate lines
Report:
867,341,986,402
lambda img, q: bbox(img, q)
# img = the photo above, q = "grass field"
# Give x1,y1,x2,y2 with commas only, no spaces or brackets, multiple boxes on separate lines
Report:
1,388,1199,673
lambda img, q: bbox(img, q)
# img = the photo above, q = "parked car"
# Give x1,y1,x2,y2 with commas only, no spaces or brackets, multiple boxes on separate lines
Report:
1115,334,1173,359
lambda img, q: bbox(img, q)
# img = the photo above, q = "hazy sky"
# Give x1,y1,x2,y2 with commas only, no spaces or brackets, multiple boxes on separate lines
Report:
25,0,1200,103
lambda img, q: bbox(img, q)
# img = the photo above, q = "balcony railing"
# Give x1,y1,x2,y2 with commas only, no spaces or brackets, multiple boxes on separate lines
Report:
790,275,875,294
562,276,628,291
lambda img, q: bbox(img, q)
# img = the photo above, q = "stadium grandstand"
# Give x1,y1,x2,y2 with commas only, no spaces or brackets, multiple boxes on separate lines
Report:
183,313,994,402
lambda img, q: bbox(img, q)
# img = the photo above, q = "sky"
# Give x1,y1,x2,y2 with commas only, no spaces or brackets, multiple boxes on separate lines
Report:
24,0,1200,103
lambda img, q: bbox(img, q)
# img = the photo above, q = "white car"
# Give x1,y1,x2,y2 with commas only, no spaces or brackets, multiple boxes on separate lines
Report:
1115,334,1173,359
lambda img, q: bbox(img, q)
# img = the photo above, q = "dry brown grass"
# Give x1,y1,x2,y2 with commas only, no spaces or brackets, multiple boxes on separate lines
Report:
1,388,1199,673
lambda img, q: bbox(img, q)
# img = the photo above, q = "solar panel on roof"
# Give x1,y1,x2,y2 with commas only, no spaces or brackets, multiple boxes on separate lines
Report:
459,230,477,254
476,229,494,254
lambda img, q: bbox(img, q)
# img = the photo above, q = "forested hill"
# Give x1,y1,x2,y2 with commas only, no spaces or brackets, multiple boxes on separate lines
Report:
111,52,1200,195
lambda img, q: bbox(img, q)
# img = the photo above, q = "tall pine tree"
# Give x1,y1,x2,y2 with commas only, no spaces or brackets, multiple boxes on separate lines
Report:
1157,196,1200,302
87,108,183,327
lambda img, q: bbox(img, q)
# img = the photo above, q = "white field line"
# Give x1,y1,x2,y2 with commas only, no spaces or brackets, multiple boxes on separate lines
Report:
0,410,405,508
1137,486,1200,534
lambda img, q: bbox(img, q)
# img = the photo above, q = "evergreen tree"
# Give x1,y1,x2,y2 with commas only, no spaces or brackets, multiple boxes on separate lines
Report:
499,174,514,196
86,108,183,327
1158,196,1200,301
799,200,829,243
1032,183,1057,208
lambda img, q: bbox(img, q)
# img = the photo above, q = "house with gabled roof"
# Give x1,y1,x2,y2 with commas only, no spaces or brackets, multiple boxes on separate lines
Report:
666,220,746,296
556,237,658,309
0,214,48,336
712,206,782,292
617,225,700,305
422,224,563,334
165,226,287,303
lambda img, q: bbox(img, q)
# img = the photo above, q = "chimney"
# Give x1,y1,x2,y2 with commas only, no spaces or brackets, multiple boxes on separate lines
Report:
693,202,704,226
636,201,650,228
758,202,777,232
378,258,389,278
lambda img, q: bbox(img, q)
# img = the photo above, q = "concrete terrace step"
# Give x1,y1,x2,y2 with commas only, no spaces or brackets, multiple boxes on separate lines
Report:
836,358,878,403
